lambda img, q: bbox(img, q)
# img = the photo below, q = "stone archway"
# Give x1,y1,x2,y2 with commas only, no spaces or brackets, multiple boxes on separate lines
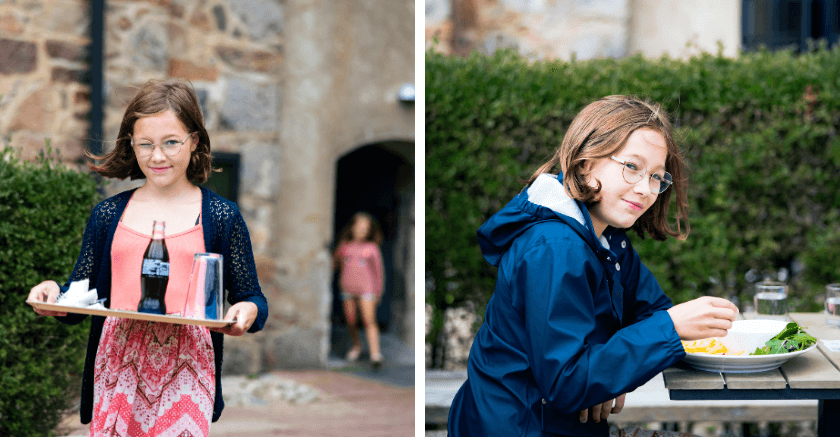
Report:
329,141,414,359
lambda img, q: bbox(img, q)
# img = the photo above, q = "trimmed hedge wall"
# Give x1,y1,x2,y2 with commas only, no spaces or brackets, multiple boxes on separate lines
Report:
426,45,840,368
0,145,101,436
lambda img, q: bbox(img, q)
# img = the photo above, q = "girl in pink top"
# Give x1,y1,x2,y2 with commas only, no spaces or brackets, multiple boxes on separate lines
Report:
333,212,385,368
28,80,267,436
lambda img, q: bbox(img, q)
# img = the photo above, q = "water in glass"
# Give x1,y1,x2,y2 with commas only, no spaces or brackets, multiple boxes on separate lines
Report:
826,284,840,326
755,292,787,315
754,282,788,319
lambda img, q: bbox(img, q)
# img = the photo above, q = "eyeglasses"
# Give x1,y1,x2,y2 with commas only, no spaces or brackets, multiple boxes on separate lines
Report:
610,156,672,194
132,133,194,157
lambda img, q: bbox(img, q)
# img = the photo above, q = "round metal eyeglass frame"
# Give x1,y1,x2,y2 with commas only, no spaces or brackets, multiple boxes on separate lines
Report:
610,156,673,194
132,133,194,157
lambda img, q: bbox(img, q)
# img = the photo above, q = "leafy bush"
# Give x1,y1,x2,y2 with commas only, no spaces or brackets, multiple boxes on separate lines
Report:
0,144,101,436
426,45,840,367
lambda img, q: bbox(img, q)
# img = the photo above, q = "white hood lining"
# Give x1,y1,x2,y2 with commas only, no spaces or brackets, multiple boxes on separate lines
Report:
526,174,610,250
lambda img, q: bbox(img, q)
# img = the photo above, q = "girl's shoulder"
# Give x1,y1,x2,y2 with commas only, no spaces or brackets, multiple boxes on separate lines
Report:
202,186,237,210
506,220,596,266
522,219,587,246
335,241,348,254
90,189,135,220
99,188,134,205
200,187,244,224
363,241,381,255
359,241,380,251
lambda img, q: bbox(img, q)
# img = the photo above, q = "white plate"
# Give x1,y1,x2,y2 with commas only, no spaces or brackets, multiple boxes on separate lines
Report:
27,301,235,328
682,344,817,373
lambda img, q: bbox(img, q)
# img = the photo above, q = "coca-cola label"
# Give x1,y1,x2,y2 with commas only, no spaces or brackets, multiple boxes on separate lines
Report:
142,259,170,277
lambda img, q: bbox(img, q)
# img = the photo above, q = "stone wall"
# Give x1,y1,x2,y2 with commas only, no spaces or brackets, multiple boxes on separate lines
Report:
426,0,631,60
0,0,92,164
630,0,740,59
425,302,477,370
2,0,414,372
425,0,740,60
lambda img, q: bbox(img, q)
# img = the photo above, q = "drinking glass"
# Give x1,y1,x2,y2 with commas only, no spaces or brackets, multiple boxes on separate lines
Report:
754,282,788,320
184,253,224,320
826,284,840,326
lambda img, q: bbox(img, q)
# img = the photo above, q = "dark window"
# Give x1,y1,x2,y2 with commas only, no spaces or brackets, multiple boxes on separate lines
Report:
743,0,840,52
203,152,240,204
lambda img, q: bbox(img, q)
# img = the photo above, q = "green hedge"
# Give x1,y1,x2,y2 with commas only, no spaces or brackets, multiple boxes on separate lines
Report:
0,145,101,436
426,45,840,367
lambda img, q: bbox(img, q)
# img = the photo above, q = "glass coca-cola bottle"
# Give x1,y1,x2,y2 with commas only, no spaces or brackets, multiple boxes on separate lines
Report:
138,221,169,314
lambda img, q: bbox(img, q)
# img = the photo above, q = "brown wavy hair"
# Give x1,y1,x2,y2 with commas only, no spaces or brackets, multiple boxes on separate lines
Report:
336,212,384,246
87,79,215,184
526,95,689,241
333,212,384,270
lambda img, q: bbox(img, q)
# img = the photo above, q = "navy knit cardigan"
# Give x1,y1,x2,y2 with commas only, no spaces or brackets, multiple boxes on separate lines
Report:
55,186,269,423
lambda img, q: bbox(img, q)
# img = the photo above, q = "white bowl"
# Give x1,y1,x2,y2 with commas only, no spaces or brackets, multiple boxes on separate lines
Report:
715,320,790,354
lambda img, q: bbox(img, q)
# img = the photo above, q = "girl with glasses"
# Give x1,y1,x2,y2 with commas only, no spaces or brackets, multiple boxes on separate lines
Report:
448,95,738,437
27,80,268,437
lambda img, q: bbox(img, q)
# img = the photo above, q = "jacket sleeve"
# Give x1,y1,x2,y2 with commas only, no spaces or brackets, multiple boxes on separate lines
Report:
53,201,108,326
616,236,674,326
222,205,268,333
517,239,685,414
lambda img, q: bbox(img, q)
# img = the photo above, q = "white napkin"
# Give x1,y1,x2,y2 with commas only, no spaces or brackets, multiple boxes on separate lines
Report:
56,279,99,307
821,340,840,352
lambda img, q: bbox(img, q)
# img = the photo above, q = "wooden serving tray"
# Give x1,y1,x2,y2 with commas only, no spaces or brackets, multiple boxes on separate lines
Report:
27,301,235,328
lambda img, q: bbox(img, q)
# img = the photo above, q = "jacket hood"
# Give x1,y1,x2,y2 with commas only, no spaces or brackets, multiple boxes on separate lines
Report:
477,173,610,266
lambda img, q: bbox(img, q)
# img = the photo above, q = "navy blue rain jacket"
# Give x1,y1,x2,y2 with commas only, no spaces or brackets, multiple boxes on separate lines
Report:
448,173,686,437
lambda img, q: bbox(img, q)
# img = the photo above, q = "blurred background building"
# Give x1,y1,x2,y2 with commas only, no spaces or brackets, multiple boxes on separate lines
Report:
0,0,414,372
426,0,840,61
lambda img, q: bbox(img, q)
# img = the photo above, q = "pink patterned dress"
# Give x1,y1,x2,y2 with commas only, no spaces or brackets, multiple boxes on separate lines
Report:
90,219,215,437
338,241,384,299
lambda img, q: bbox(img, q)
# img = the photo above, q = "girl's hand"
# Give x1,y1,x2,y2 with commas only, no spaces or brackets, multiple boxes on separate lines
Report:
27,280,67,317
579,393,625,423
667,296,739,340
209,301,258,336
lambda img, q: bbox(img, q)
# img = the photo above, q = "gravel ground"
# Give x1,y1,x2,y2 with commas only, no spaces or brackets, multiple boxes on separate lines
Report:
221,374,322,407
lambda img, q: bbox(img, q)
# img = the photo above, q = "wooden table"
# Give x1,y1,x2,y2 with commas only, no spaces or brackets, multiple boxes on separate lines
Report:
664,313,840,437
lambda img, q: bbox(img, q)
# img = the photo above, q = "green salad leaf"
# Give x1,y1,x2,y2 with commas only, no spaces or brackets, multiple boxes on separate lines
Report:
750,322,817,355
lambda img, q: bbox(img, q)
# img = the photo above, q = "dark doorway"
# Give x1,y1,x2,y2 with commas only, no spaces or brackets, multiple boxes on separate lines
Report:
203,152,241,203
330,142,413,359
